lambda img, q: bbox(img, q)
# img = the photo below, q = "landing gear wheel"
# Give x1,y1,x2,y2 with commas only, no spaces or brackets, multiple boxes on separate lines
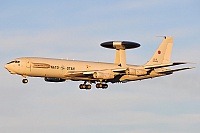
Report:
79,84,91,90
96,83,108,89
86,85,91,89
102,84,108,89
22,79,28,84
96,83,102,88
79,84,85,89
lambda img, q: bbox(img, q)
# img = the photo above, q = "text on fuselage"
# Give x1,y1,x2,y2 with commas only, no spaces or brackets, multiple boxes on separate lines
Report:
67,67,75,70
51,65,59,69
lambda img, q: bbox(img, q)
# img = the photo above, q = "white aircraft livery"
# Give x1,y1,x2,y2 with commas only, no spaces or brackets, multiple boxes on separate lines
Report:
5,36,194,89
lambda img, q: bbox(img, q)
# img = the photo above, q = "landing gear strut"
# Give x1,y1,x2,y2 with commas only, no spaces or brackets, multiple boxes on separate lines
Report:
22,79,28,84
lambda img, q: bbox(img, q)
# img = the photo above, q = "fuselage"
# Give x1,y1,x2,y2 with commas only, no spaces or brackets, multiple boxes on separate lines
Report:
5,57,119,77
5,57,166,83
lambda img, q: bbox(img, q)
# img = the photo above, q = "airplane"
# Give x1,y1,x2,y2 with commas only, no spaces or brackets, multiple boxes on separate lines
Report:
5,36,194,89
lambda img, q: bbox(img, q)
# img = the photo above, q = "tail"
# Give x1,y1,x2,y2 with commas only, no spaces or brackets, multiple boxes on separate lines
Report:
144,36,173,66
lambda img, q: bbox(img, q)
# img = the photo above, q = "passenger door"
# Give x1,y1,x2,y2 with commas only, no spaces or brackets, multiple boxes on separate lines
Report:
26,58,31,72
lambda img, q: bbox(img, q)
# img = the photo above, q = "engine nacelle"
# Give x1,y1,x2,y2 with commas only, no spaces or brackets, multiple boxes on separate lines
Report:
93,71,114,79
44,77,66,82
126,68,147,76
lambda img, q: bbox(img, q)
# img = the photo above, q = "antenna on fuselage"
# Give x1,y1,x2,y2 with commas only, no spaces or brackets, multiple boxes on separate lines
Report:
156,36,167,39
100,41,140,67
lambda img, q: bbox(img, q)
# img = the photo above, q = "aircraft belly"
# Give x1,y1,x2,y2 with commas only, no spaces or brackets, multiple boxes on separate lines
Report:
26,67,65,78
70,77,94,81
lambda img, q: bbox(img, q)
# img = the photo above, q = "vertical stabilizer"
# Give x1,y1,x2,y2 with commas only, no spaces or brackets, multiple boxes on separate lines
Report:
145,37,174,66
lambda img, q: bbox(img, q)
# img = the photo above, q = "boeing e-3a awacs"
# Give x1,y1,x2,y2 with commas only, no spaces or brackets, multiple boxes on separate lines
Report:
5,36,193,89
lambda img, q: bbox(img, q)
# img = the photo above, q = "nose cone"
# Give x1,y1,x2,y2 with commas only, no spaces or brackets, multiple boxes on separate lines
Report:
4,64,16,74
4,64,9,70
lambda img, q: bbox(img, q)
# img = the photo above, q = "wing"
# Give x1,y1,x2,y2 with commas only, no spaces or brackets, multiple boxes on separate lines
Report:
64,68,126,80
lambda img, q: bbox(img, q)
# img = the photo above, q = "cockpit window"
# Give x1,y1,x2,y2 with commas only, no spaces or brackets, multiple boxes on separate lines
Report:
7,60,20,64
7,61,15,64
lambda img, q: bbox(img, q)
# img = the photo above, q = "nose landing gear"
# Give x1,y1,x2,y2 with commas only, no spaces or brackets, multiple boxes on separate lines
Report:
21,75,28,84
22,79,28,84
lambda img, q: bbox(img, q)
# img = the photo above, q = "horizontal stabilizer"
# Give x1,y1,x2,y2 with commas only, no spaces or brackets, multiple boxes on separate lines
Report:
144,62,189,69
158,67,195,74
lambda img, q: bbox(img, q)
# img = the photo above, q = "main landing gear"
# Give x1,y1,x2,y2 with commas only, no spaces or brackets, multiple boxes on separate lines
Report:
79,81,92,89
96,83,108,89
79,82,108,90
79,84,92,89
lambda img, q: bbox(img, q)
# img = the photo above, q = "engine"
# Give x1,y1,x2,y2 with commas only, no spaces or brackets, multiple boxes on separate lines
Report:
126,68,147,76
93,71,115,79
44,77,66,82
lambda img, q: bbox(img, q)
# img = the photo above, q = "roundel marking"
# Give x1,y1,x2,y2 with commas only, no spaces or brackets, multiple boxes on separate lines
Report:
158,50,161,54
